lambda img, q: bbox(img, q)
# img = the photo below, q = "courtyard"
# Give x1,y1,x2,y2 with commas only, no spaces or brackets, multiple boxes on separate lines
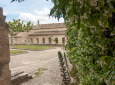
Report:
10,46,64,85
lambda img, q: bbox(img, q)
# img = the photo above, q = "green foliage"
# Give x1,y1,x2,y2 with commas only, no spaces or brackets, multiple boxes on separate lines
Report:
6,19,23,36
10,0,24,3
50,0,115,85
6,19,33,36
69,64,80,85
58,51,70,85
54,38,58,43
23,21,33,32
34,68,47,78
99,56,115,85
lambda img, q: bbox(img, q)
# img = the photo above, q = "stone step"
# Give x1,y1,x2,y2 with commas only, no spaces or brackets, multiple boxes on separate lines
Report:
11,71,32,85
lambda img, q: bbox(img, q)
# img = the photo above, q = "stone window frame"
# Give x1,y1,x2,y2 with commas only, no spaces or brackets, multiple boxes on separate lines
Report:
49,37,52,43
43,38,45,43
36,38,39,43
62,37,65,43
55,38,58,44
31,38,33,43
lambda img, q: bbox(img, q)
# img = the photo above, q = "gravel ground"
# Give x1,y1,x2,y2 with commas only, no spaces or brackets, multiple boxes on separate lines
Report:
9,47,67,85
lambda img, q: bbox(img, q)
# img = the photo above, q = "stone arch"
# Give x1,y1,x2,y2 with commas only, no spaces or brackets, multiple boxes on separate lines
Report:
62,37,65,43
49,37,51,43
43,38,45,43
55,38,58,44
36,38,39,43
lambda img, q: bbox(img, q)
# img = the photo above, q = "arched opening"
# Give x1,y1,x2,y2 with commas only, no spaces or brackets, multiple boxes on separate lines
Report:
43,38,45,43
49,37,51,43
55,38,58,44
62,38,65,43
36,38,39,43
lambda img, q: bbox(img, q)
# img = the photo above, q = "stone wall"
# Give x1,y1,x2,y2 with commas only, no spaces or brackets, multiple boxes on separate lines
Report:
0,7,11,85
28,35,66,45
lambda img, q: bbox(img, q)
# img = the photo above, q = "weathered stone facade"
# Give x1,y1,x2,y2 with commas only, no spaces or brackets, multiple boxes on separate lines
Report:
9,21,67,45
0,7,11,85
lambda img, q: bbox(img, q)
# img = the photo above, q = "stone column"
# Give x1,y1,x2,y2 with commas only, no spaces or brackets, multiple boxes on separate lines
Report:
0,7,11,85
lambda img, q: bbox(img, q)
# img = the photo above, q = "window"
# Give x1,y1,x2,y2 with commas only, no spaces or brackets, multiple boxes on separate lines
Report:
31,38,33,43
43,38,45,43
49,37,51,43
55,38,58,44
36,38,39,43
62,38,65,43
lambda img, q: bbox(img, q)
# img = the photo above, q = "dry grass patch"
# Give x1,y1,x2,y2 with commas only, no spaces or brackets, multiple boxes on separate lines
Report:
32,68,47,78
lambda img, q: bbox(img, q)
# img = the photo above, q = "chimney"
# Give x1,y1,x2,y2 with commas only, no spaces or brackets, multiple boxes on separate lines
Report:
37,20,39,25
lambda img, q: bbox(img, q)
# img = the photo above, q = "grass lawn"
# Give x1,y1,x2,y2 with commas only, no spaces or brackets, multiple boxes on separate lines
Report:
13,45,54,50
10,50,27,55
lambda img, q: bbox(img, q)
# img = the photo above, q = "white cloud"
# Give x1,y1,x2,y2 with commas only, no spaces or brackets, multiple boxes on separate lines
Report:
34,8,50,16
18,8,64,25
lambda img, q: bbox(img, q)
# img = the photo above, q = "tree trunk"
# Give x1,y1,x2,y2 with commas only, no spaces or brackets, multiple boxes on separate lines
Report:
11,35,14,47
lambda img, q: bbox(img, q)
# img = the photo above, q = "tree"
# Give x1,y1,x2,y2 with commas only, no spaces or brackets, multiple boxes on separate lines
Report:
10,0,24,3
23,21,33,45
6,19,33,46
10,0,49,3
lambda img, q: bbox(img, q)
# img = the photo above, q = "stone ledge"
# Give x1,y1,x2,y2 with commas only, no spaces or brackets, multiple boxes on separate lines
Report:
11,71,32,85
11,71,24,77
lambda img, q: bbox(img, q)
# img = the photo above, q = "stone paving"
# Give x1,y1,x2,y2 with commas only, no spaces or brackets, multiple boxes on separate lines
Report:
9,47,66,85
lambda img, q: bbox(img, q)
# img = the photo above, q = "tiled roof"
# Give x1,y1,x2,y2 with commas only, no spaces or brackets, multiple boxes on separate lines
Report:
28,31,66,36
32,23,66,29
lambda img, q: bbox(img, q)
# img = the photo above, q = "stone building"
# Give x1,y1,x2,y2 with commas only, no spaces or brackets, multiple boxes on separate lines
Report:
9,21,67,46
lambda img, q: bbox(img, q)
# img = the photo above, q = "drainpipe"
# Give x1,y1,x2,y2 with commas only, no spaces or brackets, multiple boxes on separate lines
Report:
26,40,27,45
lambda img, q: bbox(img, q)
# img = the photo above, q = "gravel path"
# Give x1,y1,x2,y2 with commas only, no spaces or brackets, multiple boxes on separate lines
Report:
9,47,65,85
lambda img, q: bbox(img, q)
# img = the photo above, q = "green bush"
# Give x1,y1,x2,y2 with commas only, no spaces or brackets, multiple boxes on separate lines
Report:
50,0,115,84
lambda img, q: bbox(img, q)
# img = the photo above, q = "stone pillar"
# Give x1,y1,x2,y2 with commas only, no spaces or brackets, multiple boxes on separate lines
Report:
0,7,11,85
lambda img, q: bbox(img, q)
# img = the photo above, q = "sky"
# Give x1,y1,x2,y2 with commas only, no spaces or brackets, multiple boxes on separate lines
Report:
0,0,64,25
